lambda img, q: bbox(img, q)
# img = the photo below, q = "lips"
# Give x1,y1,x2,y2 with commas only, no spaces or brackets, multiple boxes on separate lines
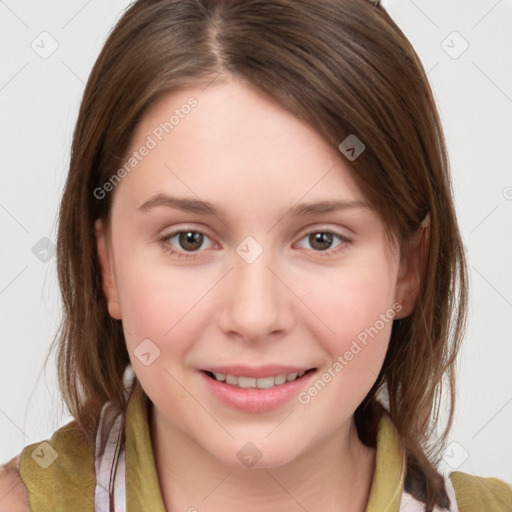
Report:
199,366,318,412
200,365,315,379
203,369,316,389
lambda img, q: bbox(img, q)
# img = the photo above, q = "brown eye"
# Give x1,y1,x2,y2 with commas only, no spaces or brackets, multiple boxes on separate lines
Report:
160,229,215,258
308,232,334,251
177,231,204,251
296,229,351,257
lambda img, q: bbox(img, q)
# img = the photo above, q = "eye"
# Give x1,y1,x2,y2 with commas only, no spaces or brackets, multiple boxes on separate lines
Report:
159,227,352,259
295,229,351,256
160,229,216,258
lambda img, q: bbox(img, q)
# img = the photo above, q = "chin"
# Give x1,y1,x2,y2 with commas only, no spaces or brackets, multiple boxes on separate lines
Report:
208,440,303,471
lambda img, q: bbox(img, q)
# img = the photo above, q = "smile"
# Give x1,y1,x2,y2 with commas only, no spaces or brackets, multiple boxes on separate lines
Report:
204,369,315,389
199,366,318,412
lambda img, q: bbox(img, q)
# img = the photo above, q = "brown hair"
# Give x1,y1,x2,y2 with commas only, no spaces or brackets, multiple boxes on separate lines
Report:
50,0,468,510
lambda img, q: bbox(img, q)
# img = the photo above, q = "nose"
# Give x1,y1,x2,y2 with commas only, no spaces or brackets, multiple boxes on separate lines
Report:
217,244,295,344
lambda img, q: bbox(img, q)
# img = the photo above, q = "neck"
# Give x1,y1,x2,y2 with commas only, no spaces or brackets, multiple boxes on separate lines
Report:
150,404,376,512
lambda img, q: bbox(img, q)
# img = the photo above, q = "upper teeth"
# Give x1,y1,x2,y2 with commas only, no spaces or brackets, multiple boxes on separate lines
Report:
212,371,306,389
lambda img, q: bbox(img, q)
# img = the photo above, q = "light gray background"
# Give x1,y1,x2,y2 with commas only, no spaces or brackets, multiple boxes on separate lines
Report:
1,0,511,482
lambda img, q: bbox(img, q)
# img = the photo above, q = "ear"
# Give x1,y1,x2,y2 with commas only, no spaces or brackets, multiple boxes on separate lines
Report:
94,218,122,320
393,215,429,319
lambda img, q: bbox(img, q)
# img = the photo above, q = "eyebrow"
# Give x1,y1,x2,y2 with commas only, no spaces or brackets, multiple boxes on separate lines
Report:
137,193,370,218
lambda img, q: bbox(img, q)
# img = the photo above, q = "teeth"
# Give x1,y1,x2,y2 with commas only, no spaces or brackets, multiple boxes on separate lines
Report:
211,370,309,388
226,374,237,385
274,374,287,385
238,376,256,388
256,376,275,389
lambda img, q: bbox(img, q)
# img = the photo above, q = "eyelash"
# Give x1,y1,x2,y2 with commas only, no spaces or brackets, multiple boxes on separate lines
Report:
159,228,352,259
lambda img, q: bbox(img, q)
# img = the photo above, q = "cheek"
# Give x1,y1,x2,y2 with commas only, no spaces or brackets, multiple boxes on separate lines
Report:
308,259,397,338
301,255,398,386
115,260,205,356
297,266,396,421
112,224,207,329
120,279,169,338
117,270,203,398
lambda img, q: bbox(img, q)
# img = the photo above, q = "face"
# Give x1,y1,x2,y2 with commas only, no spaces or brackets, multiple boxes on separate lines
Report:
95,77,418,469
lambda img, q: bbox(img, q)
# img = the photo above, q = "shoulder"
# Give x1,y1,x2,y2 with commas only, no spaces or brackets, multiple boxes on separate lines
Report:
450,471,512,512
0,455,30,512
1,420,96,511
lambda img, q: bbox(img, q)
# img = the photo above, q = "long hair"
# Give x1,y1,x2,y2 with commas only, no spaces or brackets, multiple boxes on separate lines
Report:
50,1,468,510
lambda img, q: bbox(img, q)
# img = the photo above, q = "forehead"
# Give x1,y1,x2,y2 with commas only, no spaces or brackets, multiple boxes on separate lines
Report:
115,77,367,214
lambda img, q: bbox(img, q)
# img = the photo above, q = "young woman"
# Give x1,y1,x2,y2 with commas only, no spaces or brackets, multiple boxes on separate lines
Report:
1,0,511,511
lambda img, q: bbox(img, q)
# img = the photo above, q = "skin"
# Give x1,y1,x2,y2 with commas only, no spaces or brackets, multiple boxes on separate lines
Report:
95,76,423,512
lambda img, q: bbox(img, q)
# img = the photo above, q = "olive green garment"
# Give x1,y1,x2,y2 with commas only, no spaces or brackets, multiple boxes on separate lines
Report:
2,382,511,511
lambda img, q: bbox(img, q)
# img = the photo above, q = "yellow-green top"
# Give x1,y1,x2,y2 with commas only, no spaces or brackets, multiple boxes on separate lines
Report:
1,382,511,511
